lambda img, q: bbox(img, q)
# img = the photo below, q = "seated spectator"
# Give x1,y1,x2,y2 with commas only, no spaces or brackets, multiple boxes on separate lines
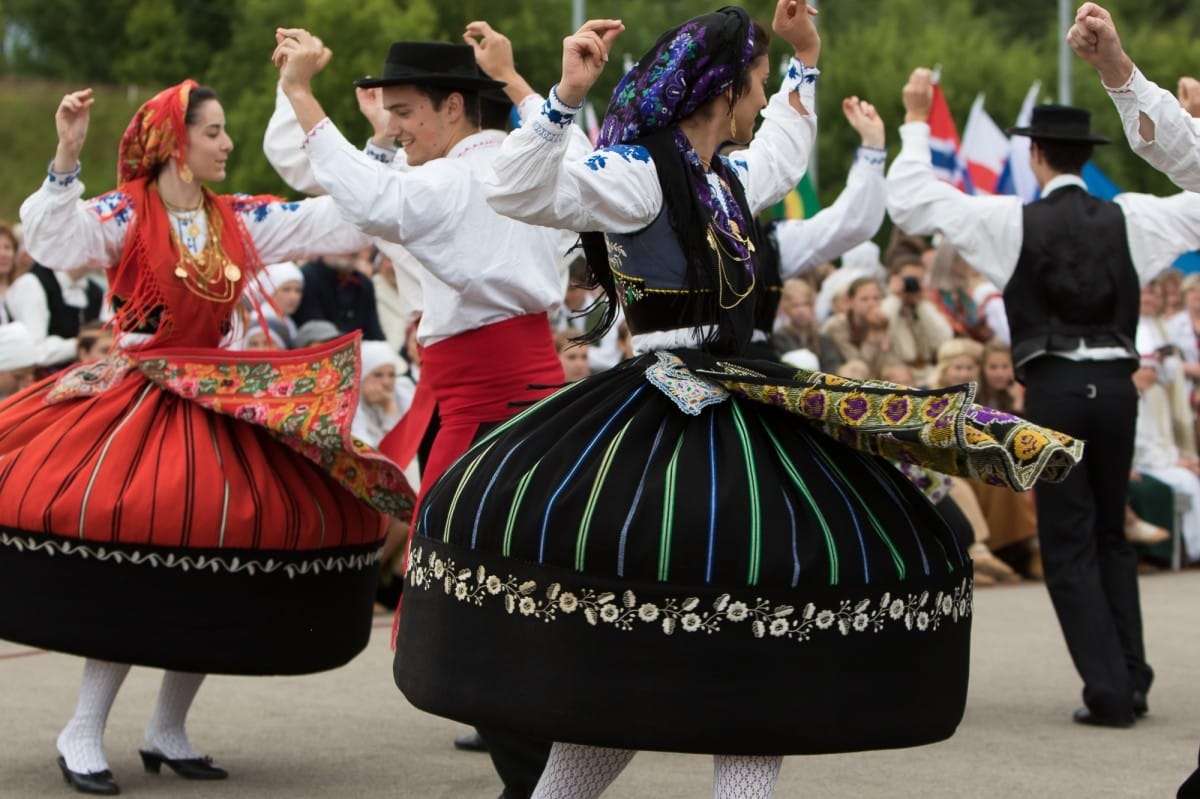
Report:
820,276,895,377
294,250,386,341
1140,279,1197,460
75,322,114,365
350,339,416,613
242,321,288,350
554,329,592,382
882,254,953,385
927,240,1002,343
5,260,103,369
1160,267,1186,318
772,278,844,373
814,241,887,325
256,261,305,346
976,341,1024,415
294,319,342,349
0,221,24,325
0,321,37,400
933,337,1035,579
1132,357,1200,562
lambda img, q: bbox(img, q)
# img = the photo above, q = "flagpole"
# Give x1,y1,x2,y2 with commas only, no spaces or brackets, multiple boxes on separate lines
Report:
572,0,584,31
1058,0,1073,105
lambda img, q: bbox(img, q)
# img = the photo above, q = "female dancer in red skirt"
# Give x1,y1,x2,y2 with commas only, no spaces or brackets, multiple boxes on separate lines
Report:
2,81,411,794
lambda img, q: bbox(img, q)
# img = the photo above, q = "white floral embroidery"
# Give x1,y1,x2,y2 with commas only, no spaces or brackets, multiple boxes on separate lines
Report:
405,545,973,642
0,532,381,578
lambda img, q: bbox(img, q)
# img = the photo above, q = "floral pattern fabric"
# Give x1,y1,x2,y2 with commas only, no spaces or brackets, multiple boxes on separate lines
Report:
139,336,412,517
673,356,1084,491
406,543,973,643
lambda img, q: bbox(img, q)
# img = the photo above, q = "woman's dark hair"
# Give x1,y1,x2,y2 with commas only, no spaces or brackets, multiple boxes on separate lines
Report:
184,86,219,126
735,21,771,101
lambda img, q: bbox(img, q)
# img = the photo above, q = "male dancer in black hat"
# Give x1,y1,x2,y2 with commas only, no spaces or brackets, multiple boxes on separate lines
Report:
886,66,1200,729
270,26,591,799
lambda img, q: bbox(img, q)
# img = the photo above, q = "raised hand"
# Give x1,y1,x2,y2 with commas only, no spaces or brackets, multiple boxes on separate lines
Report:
273,28,332,92
842,96,884,149
902,68,935,124
557,19,624,108
1178,77,1200,118
463,21,516,82
1066,3,1133,87
772,0,820,67
355,85,391,141
54,89,94,173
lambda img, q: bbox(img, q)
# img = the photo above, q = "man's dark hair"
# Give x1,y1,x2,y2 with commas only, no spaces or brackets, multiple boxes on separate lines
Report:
414,86,482,128
1033,139,1094,175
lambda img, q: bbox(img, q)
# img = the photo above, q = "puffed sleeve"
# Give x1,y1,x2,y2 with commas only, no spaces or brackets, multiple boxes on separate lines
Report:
482,88,663,233
19,163,127,271
233,194,373,265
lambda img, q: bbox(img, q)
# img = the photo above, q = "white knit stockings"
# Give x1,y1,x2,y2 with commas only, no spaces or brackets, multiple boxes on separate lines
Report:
712,754,783,798
144,670,206,759
531,743,638,799
530,743,783,798
56,659,131,774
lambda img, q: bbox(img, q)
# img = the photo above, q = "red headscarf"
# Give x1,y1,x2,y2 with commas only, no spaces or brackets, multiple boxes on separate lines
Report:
118,79,197,184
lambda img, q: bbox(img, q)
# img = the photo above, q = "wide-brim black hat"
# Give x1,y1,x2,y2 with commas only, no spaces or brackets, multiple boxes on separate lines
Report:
355,42,505,92
1005,104,1110,144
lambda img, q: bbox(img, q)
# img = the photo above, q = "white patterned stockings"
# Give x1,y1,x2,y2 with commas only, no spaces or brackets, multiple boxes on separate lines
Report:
530,742,783,798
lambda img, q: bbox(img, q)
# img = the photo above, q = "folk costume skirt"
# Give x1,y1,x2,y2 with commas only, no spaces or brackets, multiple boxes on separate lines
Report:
0,333,412,675
395,350,1082,755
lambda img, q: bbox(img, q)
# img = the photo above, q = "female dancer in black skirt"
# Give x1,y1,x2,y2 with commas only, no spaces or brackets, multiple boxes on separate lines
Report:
395,3,1082,795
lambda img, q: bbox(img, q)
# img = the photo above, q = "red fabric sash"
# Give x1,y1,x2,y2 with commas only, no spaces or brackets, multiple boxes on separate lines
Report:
380,313,564,498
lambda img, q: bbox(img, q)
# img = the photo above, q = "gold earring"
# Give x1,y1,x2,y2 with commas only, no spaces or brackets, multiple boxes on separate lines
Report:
179,164,193,184
728,102,737,141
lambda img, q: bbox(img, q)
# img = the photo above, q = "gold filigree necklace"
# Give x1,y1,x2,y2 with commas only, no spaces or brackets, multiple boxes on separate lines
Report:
166,202,242,302
706,219,756,310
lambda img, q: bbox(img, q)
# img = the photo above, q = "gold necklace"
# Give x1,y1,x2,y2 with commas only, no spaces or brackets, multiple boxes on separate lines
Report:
169,209,242,302
168,207,202,239
706,221,756,310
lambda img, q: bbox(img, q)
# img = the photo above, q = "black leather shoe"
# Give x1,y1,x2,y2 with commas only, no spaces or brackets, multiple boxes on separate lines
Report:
1132,689,1149,718
453,731,488,752
57,756,119,795
1073,706,1135,728
138,749,228,780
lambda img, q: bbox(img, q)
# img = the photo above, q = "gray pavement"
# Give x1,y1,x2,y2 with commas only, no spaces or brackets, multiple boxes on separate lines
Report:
3,571,1198,798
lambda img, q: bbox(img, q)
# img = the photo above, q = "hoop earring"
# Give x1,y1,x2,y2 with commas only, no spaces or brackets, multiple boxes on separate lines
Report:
178,164,194,184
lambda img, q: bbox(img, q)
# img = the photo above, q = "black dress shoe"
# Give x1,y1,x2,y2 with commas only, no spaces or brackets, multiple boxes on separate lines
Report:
1132,689,1149,718
1073,706,1135,728
453,731,488,752
57,756,120,795
138,749,228,779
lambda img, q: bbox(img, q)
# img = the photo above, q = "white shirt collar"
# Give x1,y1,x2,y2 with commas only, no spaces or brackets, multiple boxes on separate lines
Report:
1042,173,1089,196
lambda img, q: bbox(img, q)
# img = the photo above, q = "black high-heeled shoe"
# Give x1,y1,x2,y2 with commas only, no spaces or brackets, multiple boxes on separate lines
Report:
56,756,120,795
138,749,228,780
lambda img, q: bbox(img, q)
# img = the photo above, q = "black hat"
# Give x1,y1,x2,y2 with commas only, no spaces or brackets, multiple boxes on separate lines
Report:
355,42,505,92
1005,104,1110,144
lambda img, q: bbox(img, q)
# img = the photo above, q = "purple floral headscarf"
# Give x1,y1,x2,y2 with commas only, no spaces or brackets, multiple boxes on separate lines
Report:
596,7,755,148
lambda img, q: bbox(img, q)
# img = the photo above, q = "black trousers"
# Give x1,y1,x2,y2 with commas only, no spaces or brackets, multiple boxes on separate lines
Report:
1022,358,1152,718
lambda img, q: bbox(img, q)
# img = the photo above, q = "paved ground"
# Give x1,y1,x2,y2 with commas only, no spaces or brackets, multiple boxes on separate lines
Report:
3,571,1198,798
